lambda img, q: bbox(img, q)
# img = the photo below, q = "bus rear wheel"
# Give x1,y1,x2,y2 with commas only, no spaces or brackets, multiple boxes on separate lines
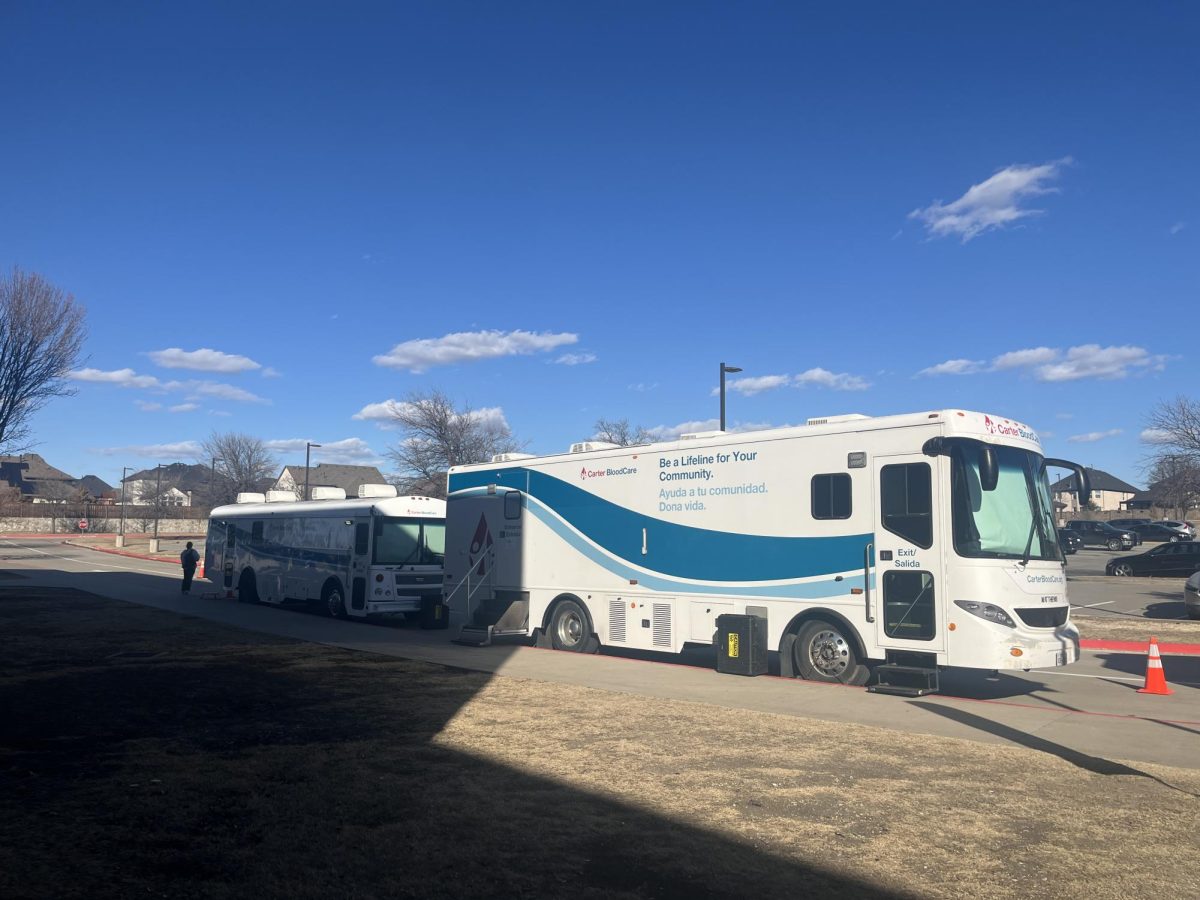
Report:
321,581,347,619
548,599,595,652
793,619,869,686
237,570,258,604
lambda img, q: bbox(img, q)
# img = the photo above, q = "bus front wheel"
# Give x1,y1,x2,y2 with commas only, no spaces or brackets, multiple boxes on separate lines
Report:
321,581,347,619
793,619,870,686
548,599,596,653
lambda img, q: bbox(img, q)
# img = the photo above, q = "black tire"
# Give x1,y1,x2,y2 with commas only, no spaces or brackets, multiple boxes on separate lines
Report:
321,581,347,619
237,569,259,604
1107,538,1122,551
792,619,870,686
548,599,595,652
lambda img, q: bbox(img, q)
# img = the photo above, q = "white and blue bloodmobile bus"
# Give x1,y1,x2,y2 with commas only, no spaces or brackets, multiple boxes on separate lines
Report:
206,486,446,621
444,410,1089,689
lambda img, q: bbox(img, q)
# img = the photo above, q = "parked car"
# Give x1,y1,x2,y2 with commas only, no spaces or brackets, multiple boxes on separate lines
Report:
1106,542,1200,577
1063,520,1136,551
1128,522,1193,543
1058,529,1083,555
1109,518,1151,531
1184,571,1200,619
1160,520,1196,538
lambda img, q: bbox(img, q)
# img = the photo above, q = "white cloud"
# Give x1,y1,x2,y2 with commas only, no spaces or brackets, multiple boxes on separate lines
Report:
1141,428,1172,444
135,400,163,412
93,441,204,458
265,437,383,466
717,375,791,397
554,352,597,366
991,347,1058,370
147,347,262,373
353,400,406,423
1169,221,1186,236
794,367,870,391
173,381,269,403
1034,345,1164,382
261,367,281,378
909,159,1069,242
208,410,232,417
373,329,579,372
169,403,199,413
70,367,161,389
917,359,984,377
1067,429,1122,443
628,383,658,392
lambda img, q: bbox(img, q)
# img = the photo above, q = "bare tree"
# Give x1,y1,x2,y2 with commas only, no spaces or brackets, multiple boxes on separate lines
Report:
593,417,651,447
0,268,87,453
385,390,522,498
1145,397,1200,460
1146,454,1200,519
202,432,279,506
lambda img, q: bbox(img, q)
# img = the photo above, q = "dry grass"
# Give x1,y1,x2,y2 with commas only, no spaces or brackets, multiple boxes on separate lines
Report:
1074,613,1200,644
2,587,1198,899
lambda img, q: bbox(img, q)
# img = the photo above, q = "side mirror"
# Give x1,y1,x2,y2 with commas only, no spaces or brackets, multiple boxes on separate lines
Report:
979,446,999,492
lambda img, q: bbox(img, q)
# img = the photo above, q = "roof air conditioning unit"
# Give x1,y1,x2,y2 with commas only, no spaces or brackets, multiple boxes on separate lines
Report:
491,452,536,463
570,441,620,454
265,490,296,503
358,483,398,499
805,414,870,426
680,430,725,440
235,492,266,504
310,487,347,501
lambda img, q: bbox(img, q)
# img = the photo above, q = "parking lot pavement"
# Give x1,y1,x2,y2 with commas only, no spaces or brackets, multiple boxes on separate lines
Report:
1068,571,1195,620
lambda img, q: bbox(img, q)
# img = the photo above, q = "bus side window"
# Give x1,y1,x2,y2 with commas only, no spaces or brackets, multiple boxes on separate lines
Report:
504,490,522,520
226,523,235,549
355,523,370,556
251,521,263,546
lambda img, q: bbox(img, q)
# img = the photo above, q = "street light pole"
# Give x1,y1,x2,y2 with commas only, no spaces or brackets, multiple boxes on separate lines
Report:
719,362,742,432
117,465,130,547
150,464,163,552
210,457,224,507
304,442,322,501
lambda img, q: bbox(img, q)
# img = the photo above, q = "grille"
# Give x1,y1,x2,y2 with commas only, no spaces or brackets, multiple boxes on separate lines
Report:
608,599,627,643
1015,607,1069,628
652,603,672,647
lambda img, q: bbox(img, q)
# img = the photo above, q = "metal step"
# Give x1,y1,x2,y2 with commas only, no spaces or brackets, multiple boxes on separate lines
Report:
867,663,940,697
453,624,494,647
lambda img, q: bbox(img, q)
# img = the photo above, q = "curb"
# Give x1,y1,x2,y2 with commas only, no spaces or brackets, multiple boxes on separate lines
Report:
61,540,182,565
1080,638,1200,656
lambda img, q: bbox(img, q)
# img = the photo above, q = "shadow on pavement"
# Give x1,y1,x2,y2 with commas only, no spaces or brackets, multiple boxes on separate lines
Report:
0,577,909,899
1093,651,1200,690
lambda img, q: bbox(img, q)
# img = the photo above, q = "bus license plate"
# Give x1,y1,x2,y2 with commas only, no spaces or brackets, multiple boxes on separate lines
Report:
1054,650,1066,666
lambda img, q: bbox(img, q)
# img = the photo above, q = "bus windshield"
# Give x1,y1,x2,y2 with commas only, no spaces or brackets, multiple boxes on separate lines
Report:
950,444,1061,562
373,517,446,566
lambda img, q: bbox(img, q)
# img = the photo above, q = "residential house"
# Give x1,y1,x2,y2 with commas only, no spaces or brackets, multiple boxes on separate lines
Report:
1051,468,1141,514
273,464,387,501
123,463,214,506
0,453,79,502
77,475,117,503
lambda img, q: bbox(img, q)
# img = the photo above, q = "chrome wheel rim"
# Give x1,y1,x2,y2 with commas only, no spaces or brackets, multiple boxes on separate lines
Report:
556,609,584,647
808,628,850,678
328,591,343,615
1113,565,1132,576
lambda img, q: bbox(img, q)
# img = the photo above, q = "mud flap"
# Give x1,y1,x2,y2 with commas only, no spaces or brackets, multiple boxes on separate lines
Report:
779,632,798,679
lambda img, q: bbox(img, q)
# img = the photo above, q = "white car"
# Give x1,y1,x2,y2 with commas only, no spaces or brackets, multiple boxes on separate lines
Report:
1185,570,1200,620
1162,520,1196,538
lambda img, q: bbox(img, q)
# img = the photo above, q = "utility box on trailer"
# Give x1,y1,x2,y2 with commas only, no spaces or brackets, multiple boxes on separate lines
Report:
715,613,768,676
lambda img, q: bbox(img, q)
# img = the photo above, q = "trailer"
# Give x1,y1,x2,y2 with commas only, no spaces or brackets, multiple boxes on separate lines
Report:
444,410,1089,692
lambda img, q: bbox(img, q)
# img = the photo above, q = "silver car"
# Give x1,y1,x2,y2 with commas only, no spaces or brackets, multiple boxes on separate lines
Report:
1185,570,1200,620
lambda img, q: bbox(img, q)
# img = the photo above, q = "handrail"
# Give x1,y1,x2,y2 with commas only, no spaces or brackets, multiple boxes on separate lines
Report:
444,547,496,626
863,542,874,623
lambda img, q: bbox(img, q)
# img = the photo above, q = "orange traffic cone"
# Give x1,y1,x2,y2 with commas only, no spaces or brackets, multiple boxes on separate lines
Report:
197,562,205,579
1137,636,1173,696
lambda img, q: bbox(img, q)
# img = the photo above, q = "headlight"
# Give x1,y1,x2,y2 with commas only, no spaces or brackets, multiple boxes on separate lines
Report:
954,599,1017,628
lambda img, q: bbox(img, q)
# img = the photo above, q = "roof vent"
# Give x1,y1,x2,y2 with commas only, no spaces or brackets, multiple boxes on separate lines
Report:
491,452,536,463
805,414,870,426
570,441,620,454
357,483,398,499
679,430,725,440
236,492,266,504
311,487,347,501
265,490,296,503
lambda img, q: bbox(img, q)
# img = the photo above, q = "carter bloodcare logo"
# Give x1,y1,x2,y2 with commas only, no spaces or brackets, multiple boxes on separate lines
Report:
983,415,1039,443
469,513,493,575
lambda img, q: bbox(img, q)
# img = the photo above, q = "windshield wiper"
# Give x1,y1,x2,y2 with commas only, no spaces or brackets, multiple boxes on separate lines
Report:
1020,461,1051,567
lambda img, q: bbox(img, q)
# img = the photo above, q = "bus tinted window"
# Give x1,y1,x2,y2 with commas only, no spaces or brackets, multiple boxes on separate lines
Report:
373,517,444,565
881,462,933,548
424,523,446,563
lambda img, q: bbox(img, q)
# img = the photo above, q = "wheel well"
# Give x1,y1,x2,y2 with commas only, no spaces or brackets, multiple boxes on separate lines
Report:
321,577,343,599
780,608,869,663
542,593,591,632
237,568,259,602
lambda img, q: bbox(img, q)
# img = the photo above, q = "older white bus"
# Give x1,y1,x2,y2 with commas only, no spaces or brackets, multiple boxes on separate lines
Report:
444,410,1089,692
206,487,446,623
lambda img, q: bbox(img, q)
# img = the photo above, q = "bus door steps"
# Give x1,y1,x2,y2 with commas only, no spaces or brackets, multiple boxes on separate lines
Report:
867,663,940,697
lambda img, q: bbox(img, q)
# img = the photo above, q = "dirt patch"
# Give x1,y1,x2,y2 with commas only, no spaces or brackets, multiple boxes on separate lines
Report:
2,587,1197,899
1074,613,1200,644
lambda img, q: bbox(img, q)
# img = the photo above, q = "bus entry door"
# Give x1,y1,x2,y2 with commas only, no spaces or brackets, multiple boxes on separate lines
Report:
872,455,944,654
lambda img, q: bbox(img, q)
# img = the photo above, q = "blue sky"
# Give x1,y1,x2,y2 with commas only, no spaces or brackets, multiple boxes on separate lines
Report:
2,2,1196,488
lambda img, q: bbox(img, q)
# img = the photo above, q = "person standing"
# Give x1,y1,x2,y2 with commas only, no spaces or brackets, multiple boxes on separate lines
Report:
180,541,200,594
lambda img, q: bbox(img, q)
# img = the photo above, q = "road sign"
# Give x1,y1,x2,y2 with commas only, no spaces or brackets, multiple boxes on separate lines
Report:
78,519,89,530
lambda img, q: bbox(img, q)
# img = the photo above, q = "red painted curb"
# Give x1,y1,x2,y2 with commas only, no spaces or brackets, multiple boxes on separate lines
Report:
62,541,178,563
1081,639,1200,656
